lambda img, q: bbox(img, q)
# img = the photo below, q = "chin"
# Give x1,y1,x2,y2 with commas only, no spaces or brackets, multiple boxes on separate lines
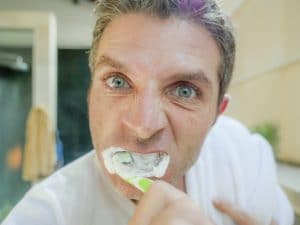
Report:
119,185,143,201
97,153,143,200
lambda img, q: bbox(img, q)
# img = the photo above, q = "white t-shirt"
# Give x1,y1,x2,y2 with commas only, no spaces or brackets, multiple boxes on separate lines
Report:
2,116,294,225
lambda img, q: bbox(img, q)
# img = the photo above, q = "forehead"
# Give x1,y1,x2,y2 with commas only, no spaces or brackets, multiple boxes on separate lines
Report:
96,13,220,85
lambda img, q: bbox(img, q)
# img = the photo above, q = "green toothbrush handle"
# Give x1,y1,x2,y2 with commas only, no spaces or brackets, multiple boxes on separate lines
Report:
125,176,153,192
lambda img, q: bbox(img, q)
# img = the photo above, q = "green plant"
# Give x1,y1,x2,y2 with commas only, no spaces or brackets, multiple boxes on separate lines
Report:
251,123,279,154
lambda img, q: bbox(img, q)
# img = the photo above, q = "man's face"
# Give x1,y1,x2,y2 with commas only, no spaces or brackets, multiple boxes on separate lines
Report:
89,13,221,200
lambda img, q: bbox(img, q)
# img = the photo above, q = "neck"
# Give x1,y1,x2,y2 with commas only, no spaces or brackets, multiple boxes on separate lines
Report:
178,176,187,193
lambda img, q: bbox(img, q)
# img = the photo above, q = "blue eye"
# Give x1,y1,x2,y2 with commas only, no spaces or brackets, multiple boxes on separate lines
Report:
106,75,130,89
175,86,197,98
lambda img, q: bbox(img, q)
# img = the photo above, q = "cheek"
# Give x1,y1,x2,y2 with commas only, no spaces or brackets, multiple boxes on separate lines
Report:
88,87,118,148
89,90,105,132
174,109,213,146
169,107,216,170
88,86,131,150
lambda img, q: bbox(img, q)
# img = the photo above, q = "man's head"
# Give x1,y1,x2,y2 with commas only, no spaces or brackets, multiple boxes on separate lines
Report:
88,0,235,200
89,0,235,103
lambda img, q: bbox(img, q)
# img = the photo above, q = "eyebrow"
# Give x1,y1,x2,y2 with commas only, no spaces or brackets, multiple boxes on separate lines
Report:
95,54,129,73
170,71,212,88
95,54,212,88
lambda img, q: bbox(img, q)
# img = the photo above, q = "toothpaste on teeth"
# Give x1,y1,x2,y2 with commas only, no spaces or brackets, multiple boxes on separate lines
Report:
102,147,170,192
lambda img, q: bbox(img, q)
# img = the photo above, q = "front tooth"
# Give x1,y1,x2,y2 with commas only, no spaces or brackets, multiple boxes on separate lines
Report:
155,154,162,166
113,151,133,165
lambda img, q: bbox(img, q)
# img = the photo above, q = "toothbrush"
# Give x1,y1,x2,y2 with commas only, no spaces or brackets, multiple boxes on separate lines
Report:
102,147,170,193
111,151,154,192
124,176,153,193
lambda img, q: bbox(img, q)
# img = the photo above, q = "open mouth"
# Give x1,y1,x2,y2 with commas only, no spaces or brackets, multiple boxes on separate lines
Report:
102,147,170,179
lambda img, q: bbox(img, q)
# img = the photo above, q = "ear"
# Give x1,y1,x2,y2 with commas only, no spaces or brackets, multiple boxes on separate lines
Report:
218,94,230,115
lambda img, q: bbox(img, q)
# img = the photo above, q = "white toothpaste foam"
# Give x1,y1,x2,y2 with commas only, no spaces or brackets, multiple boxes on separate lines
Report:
102,147,170,179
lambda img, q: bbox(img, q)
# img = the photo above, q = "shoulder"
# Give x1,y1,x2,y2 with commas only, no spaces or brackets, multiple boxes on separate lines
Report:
205,115,275,166
202,116,278,222
35,150,97,194
2,151,97,225
33,150,99,210
207,116,295,224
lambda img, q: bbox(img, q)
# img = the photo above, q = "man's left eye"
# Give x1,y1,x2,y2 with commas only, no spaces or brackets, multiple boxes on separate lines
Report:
174,85,197,98
106,75,130,89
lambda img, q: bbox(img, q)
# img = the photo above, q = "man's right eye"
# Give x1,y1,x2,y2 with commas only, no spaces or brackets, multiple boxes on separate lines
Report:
105,75,130,89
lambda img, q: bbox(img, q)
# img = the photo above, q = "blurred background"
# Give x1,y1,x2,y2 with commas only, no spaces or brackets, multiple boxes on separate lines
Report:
0,0,299,222
223,1,300,222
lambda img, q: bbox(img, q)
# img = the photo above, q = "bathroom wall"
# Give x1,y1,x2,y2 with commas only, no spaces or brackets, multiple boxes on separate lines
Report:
226,0,300,164
0,47,32,220
0,47,93,220
0,0,94,48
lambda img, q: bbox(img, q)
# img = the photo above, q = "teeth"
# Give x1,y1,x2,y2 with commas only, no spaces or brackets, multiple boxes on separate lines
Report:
102,147,170,179
154,154,162,166
112,151,134,165
114,151,162,170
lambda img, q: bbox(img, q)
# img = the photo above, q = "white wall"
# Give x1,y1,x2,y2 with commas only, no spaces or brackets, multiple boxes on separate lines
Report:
0,11,58,131
226,0,300,164
230,0,300,84
0,0,95,48
220,0,246,15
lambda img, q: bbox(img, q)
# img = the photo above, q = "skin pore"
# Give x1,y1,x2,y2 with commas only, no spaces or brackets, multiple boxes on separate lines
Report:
88,12,225,201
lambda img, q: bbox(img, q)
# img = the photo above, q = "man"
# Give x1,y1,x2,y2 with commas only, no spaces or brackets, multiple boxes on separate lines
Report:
3,0,294,224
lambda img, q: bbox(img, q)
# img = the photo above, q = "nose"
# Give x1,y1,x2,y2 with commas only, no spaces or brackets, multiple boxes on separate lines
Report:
122,90,167,141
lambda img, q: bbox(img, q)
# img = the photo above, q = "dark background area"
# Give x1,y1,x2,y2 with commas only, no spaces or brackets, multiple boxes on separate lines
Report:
0,48,92,220
0,47,32,220
58,49,92,164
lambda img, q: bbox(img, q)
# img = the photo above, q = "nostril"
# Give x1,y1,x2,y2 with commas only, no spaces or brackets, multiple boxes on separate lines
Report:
122,96,167,141
122,116,155,140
